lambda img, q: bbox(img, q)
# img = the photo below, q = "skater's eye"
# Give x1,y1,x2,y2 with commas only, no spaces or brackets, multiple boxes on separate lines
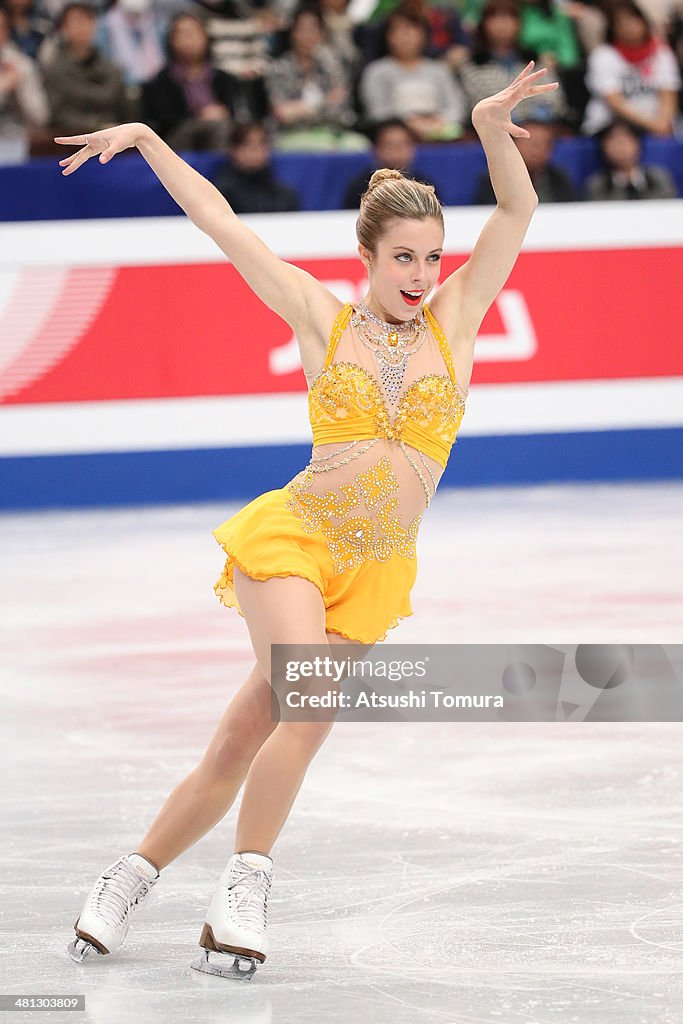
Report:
394,254,441,263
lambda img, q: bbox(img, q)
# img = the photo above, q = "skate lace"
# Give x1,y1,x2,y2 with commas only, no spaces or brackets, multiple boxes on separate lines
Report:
90,859,152,927
227,862,272,933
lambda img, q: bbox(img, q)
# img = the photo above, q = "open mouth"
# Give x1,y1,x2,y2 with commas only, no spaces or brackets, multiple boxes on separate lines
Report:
400,289,424,306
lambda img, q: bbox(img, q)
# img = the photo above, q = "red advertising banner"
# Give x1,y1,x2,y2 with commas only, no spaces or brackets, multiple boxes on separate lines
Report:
1,248,680,406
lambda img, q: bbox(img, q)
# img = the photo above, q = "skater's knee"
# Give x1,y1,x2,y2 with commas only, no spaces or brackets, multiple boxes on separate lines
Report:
201,725,270,778
277,719,333,759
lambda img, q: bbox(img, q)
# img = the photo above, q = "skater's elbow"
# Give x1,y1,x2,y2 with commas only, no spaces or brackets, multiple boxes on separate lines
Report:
192,193,235,238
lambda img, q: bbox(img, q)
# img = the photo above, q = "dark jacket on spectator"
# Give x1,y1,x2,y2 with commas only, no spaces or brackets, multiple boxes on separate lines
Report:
141,65,238,141
475,164,576,203
43,39,128,134
216,163,300,213
584,166,677,200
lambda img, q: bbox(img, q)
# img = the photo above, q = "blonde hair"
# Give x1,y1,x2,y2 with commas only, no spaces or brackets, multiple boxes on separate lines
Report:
356,168,443,253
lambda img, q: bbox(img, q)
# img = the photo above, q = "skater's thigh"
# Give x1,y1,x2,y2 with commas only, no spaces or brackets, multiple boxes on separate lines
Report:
233,568,331,683
233,569,369,731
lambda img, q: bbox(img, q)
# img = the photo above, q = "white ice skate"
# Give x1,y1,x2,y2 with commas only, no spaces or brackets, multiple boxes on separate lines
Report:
191,851,273,981
67,852,160,963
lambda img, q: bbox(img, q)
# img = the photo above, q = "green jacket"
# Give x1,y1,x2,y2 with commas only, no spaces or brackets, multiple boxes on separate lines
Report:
519,4,581,70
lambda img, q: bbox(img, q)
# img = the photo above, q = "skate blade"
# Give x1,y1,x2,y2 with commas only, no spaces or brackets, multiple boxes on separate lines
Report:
190,947,257,980
67,937,99,963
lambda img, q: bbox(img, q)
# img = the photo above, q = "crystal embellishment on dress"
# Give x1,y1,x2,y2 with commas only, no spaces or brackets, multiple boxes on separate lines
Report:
353,300,427,414
285,456,422,574
285,302,468,574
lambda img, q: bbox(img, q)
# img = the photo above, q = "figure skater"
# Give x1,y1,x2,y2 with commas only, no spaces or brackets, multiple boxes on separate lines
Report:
56,60,557,980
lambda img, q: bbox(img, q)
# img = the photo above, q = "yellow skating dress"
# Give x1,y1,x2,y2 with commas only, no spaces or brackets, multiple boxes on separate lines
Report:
212,302,467,643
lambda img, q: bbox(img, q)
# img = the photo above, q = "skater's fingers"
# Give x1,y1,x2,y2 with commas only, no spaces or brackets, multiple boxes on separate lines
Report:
509,60,535,87
61,148,92,176
98,143,117,164
54,135,89,147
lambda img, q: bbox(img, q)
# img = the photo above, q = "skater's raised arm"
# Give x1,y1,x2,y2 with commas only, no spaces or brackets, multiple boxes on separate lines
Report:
54,123,334,333
433,63,558,360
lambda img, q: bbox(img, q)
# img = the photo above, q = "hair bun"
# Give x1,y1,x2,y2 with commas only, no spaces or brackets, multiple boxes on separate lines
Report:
365,168,404,196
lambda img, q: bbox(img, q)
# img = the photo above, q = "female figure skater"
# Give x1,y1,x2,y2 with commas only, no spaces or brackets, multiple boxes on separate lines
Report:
57,61,556,980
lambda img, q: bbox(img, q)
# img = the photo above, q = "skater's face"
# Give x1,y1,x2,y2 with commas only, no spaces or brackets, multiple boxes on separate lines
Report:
359,217,443,324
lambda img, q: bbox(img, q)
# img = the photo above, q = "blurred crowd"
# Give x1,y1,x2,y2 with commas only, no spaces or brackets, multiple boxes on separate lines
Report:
0,0,680,202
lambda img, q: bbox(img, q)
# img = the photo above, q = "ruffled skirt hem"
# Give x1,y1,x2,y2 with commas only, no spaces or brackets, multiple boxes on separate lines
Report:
213,543,327,617
211,487,417,646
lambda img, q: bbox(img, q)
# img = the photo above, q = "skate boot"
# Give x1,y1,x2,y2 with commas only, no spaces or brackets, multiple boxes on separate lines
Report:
191,851,273,981
67,852,160,963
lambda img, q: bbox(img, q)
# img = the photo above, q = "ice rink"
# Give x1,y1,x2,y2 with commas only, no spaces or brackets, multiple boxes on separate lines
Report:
2,481,683,1024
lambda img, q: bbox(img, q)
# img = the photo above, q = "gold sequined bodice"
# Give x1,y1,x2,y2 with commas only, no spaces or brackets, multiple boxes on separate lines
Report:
285,302,467,574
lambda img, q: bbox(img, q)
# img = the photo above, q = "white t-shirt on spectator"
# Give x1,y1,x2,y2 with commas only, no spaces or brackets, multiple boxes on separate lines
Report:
582,42,681,135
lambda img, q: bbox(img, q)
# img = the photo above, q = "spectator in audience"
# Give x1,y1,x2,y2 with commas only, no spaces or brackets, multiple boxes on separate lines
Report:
319,0,359,78
460,0,605,54
669,12,683,117
356,0,471,73
41,2,130,136
96,0,166,87
0,4,48,161
2,0,51,61
519,0,582,68
518,0,588,128
191,0,273,123
670,9,683,80
266,5,368,151
141,12,236,150
584,117,677,197
215,119,300,211
562,1,607,57
458,0,567,134
475,110,577,201
630,0,677,37
359,5,466,141
581,0,681,135
341,116,436,207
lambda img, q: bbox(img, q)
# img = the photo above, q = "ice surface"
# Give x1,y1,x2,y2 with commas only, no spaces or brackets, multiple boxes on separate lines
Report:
2,482,682,1023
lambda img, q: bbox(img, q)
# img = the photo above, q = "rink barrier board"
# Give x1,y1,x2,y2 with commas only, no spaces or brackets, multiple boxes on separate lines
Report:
1,137,681,218
1,427,682,512
1,204,681,507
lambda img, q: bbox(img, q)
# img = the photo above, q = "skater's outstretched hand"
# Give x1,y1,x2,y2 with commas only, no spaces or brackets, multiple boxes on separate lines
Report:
471,61,559,139
55,123,147,176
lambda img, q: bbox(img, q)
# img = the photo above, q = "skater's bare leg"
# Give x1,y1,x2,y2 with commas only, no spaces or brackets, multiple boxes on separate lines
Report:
235,631,358,854
231,567,366,855
136,660,279,870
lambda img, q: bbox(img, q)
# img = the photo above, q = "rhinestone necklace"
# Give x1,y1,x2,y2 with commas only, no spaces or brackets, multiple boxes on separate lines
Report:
352,299,427,410
356,299,424,356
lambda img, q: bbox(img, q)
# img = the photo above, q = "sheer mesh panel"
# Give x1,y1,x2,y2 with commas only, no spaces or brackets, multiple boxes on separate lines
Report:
284,306,460,573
